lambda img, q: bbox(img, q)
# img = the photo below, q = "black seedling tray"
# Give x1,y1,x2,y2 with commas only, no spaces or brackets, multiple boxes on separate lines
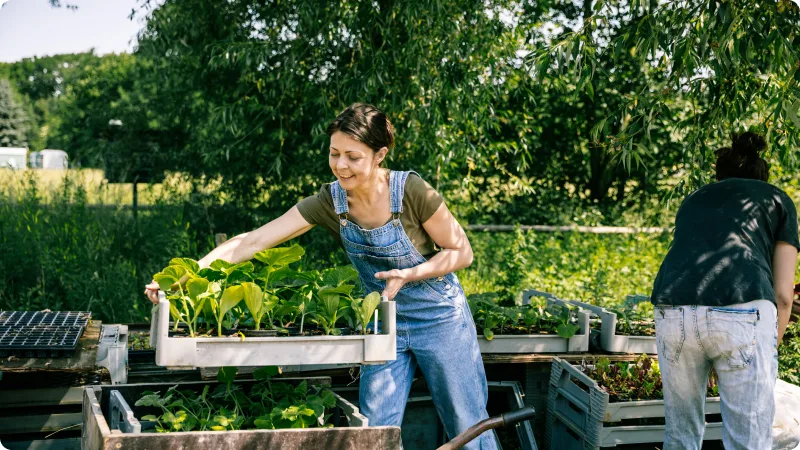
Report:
0,325,84,358
0,310,91,328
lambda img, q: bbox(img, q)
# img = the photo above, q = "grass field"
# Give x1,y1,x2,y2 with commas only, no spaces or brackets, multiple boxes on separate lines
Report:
0,168,169,205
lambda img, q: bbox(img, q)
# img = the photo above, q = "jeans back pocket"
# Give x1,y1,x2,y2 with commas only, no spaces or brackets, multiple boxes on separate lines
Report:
655,307,685,363
707,308,758,369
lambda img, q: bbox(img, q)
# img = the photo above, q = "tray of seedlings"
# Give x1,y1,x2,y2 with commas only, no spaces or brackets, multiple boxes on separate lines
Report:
470,290,590,354
149,244,396,369
546,355,721,449
82,367,401,450
568,295,657,354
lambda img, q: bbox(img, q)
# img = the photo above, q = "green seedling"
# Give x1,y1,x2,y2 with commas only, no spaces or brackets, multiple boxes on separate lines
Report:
351,292,382,335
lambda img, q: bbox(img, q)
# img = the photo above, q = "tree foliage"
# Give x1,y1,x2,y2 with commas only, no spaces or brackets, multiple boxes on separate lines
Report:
531,0,800,187
0,79,29,147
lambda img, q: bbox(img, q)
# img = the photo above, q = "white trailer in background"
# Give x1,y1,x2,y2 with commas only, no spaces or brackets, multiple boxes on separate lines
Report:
29,149,69,169
0,147,27,170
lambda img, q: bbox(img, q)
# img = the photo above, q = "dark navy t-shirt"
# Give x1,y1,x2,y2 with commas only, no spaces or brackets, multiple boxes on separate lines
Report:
652,178,800,307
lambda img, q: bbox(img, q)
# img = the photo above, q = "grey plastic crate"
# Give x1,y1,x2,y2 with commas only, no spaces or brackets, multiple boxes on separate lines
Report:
545,357,722,449
149,292,397,369
82,378,401,450
478,294,590,354
568,297,657,354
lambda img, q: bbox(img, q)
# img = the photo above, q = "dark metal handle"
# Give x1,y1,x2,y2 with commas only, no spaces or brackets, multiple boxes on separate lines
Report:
437,406,536,450
501,406,536,427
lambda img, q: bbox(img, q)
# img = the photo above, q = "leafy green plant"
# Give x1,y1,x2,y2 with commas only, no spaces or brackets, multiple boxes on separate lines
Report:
135,366,338,432
314,287,348,336
581,355,719,402
610,294,655,337
350,292,382,335
779,317,800,386
468,292,580,340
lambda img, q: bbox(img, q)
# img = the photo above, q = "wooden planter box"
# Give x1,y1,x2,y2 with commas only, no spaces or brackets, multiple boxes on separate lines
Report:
545,357,721,449
150,293,397,369
82,378,402,450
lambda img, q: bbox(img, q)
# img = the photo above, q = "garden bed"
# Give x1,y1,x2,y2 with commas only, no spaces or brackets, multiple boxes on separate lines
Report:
82,374,401,450
473,290,590,353
545,356,721,449
568,296,657,354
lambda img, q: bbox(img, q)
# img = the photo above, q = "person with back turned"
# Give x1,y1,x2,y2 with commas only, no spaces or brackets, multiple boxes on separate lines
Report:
651,132,799,450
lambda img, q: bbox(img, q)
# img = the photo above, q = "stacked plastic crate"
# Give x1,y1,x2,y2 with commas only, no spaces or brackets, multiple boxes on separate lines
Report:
545,357,722,449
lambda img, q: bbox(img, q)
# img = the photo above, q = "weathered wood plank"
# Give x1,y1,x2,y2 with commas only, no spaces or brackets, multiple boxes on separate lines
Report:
2,438,81,450
0,387,84,408
96,427,402,450
481,353,642,364
0,413,82,434
0,321,102,373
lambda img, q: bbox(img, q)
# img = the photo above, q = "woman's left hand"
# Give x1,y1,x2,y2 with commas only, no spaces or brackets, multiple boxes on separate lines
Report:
374,269,410,300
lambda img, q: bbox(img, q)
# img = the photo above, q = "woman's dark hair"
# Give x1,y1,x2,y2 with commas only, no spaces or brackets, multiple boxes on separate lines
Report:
326,103,395,153
715,131,769,182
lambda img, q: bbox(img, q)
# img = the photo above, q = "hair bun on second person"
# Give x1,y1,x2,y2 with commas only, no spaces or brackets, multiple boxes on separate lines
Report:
715,131,769,182
731,131,767,157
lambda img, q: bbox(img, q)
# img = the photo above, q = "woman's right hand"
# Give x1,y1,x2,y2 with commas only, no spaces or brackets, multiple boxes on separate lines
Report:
144,280,160,305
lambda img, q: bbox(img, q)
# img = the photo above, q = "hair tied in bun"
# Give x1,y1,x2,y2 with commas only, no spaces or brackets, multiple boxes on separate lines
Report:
731,131,766,158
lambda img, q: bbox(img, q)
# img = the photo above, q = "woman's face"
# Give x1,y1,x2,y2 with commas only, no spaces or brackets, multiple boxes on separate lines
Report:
328,131,386,189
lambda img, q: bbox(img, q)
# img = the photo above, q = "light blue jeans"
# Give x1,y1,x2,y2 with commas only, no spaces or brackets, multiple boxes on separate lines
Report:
655,300,778,450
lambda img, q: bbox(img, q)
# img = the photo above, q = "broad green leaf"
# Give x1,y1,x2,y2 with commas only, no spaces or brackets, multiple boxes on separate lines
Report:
217,366,238,384
154,265,185,291
213,416,229,427
321,266,359,287
135,394,164,408
198,267,226,282
556,323,579,339
220,285,244,315
241,282,264,318
169,258,200,275
254,366,280,380
225,268,253,285
484,329,494,340
254,244,305,268
141,415,159,421
209,260,232,271
254,417,273,429
352,292,382,334
225,261,254,275
187,278,209,301
320,389,336,408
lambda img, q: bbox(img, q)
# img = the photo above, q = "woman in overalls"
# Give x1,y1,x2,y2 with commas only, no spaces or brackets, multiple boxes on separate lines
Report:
145,103,497,449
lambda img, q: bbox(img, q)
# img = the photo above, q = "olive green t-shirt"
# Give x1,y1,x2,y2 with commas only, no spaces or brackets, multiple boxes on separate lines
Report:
296,173,444,258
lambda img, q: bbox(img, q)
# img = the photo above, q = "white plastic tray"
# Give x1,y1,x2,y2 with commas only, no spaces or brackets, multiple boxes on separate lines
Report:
477,294,591,354
149,292,396,369
568,299,657,354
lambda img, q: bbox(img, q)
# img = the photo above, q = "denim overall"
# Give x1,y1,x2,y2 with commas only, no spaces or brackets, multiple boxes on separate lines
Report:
331,170,497,449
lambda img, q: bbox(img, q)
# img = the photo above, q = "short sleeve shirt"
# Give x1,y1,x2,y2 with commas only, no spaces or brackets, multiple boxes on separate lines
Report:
651,178,800,307
296,173,445,258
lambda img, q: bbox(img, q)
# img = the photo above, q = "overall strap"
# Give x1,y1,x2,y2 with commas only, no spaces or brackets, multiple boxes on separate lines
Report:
330,181,349,216
390,170,417,215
